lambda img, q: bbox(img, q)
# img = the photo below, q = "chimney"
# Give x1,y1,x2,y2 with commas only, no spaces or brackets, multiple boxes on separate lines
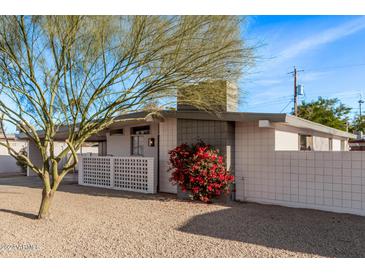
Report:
177,80,238,112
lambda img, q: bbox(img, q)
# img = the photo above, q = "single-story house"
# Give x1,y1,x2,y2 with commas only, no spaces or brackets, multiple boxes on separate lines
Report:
21,83,355,193
349,139,365,151
21,81,365,216
64,109,352,194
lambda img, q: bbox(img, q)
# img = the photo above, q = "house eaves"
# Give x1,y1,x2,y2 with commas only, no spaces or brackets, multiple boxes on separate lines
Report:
16,110,355,141
284,114,356,139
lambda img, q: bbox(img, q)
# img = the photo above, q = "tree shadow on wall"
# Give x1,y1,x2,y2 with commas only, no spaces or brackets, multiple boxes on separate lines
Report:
178,202,365,257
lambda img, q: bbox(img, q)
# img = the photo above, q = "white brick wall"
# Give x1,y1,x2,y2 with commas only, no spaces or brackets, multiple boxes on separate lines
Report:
0,140,27,173
235,121,365,216
235,121,275,201
159,118,177,193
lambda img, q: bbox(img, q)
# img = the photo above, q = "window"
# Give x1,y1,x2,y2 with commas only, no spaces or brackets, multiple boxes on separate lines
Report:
110,129,124,135
341,140,346,151
131,136,144,156
131,125,150,135
130,125,150,156
299,134,313,151
329,138,333,151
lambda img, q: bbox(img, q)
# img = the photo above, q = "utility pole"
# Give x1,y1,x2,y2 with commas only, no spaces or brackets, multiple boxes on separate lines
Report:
288,66,304,116
293,67,298,116
359,97,364,118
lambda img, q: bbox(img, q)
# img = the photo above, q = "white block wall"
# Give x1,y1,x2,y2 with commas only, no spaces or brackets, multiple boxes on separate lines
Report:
235,121,275,201
236,122,365,216
159,118,177,193
0,140,27,173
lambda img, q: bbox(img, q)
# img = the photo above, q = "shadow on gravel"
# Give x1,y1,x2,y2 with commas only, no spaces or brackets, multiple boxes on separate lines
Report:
0,209,37,220
58,183,175,202
178,202,365,258
0,176,43,189
0,175,175,202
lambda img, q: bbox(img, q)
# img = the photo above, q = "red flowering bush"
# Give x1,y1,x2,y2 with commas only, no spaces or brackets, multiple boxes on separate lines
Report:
168,141,234,203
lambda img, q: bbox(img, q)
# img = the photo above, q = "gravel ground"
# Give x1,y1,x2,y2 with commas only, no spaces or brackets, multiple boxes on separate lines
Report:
1,175,365,258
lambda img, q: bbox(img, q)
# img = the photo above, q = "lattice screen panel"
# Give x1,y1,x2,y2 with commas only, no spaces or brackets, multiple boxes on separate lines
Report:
80,157,112,187
79,156,155,194
114,158,152,193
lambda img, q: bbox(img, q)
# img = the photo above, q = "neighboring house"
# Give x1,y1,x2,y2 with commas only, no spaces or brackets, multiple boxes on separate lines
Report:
24,81,365,216
0,134,27,174
349,139,365,151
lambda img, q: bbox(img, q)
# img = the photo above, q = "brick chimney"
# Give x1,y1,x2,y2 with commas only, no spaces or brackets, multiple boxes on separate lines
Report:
177,80,238,112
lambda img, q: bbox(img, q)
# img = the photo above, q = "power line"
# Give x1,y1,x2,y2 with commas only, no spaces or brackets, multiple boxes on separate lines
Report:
280,99,293,113
304,63,365,73
242,62,365,91
243,95,292,106
248,90,362,106
247,97,292,107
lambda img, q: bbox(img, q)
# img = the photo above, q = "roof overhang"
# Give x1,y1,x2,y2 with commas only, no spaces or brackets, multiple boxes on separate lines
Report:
284,115,356,139
111,110,288,123
16,110,356,141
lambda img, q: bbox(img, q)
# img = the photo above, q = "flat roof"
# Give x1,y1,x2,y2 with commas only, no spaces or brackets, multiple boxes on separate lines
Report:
114,110,356,139
114,110,288,123
16,110,356,141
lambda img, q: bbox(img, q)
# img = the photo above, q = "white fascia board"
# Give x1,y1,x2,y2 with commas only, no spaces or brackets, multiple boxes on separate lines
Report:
285,115,356,139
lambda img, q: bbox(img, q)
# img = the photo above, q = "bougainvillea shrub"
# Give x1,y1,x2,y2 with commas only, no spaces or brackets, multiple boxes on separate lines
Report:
168,141,234,203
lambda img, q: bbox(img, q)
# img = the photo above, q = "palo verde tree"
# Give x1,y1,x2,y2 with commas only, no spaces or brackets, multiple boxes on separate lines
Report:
297,97,351,131
0,16,254,219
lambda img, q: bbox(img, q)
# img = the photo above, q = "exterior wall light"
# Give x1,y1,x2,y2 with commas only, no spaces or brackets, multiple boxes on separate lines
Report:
148,138,155,147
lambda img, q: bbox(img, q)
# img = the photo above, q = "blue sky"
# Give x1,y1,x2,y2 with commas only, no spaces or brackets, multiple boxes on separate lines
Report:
3,16,365,133
240,16,365,118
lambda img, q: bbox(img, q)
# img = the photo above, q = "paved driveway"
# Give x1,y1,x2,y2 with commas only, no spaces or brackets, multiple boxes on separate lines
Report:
0,175,365,257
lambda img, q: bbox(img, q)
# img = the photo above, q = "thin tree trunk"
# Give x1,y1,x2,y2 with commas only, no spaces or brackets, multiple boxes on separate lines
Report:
38,188,54,219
